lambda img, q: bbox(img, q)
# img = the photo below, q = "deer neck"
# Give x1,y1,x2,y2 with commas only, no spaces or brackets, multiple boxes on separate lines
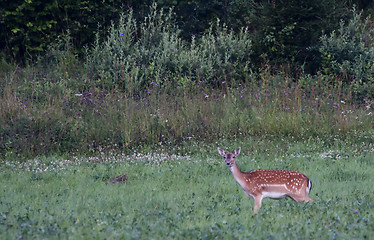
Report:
229,161,246,187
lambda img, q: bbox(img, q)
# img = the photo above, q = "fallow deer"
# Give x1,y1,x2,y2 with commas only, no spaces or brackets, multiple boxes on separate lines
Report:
218,147,313,213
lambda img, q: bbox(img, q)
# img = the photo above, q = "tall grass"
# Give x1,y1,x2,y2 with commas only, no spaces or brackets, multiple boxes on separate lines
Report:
1,67,372,159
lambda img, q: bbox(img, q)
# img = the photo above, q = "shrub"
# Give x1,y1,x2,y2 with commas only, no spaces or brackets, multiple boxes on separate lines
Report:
191,20,252,86
84,3,252,94
319,8,374,101
250,0,346,70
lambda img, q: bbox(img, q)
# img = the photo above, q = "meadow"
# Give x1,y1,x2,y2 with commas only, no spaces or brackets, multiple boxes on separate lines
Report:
1,136,373,239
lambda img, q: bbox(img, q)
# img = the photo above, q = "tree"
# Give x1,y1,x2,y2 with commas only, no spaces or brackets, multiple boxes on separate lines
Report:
249,0,347,71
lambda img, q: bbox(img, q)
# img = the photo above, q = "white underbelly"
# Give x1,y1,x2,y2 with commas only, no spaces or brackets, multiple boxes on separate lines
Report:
262,191,288,199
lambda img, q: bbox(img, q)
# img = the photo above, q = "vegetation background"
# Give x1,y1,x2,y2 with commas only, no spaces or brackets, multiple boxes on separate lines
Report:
1,0,373,158
1,0,373,65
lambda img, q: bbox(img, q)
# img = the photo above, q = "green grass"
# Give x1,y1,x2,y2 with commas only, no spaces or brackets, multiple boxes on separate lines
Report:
1,137,373,239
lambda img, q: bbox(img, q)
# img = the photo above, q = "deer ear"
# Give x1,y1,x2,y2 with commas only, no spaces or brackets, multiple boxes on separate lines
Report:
217,147,225,157
234,147,241,156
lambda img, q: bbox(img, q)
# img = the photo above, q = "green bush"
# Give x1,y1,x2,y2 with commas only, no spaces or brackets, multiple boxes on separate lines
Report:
319,8,374,100
191,20,252,86
0,0,123,63
84,3,252,94
250,0,346,70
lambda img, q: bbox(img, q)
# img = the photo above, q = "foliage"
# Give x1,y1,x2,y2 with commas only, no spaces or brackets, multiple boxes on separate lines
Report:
0,0,253,63
0,0,121,63
0,138,373,238
1,0,372,65
85,4,252,94
249,0,347,70
319,8,374,100
0,0,58,61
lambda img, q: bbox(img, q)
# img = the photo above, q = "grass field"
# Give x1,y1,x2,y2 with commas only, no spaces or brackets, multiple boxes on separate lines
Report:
1,136,373,239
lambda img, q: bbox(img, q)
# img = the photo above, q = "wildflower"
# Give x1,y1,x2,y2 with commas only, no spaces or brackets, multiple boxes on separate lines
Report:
354,209,358,213
337,217,340,222
120,33,124,36
3,216,7,220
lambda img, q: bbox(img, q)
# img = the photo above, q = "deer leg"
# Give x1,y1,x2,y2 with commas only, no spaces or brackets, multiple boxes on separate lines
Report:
253,195,263,214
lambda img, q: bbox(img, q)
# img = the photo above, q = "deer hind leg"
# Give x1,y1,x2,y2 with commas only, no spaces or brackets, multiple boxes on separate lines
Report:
253,195,263,214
